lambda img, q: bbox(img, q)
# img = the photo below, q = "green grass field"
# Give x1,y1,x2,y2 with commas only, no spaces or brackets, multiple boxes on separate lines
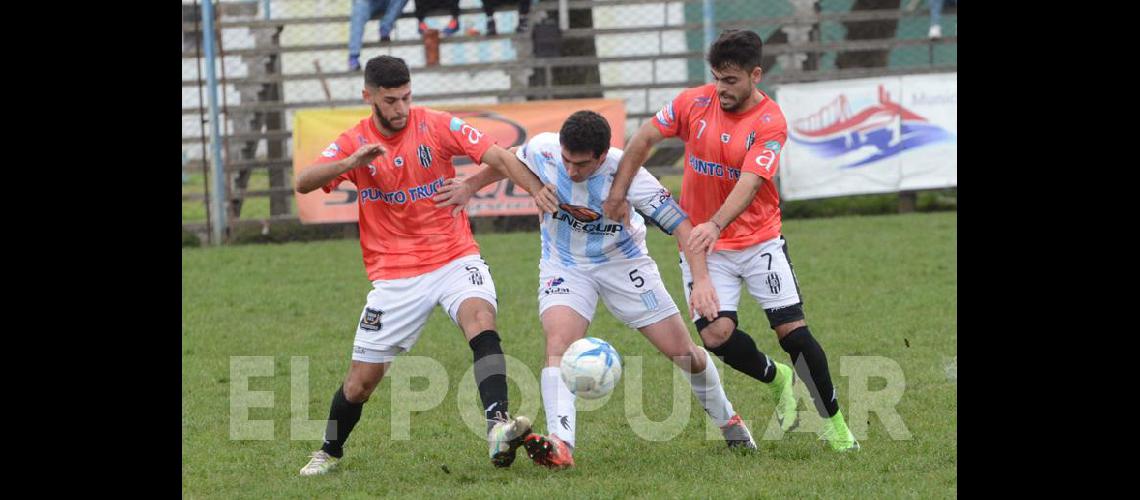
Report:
182,212,957,498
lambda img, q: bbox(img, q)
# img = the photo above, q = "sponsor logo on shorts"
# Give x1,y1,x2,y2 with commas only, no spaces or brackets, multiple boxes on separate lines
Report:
543,277,570,295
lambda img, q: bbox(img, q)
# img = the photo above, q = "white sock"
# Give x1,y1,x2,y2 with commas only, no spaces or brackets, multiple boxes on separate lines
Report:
683,349,736,427
541,366,576,448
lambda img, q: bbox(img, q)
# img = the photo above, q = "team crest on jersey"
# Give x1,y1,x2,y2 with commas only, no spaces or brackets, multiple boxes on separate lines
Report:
559,203,601,222
321,142,340,158
721,133,731,144
357,134,367,146
693,96,712,107
761,114,772,124
541,150,554,160
392,156,404,168
368,163,377,176
418,145,433,169
745,131,756,150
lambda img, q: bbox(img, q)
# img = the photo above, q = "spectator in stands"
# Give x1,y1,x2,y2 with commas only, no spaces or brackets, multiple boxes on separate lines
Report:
478,0,533,36
416,0,462,37
928,0,957,39
348,0,410,71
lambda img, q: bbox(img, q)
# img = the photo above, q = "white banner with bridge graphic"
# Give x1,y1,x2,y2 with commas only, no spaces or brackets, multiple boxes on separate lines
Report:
775,72,957,201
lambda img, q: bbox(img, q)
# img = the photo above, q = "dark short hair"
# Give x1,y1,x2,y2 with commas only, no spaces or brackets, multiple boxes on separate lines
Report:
365,56,411,88
560,111,611,158
707,29,763,72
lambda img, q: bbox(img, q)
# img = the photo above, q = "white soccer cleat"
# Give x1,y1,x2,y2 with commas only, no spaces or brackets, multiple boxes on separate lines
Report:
299,450,339,476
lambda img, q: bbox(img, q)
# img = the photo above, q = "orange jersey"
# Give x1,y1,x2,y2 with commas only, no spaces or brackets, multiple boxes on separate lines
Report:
653,84,787,251
314,107,494,280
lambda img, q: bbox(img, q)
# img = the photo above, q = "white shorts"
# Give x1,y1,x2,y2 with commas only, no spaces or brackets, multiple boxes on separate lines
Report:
351,254,497,364
680,235,804,327
537,257,680,329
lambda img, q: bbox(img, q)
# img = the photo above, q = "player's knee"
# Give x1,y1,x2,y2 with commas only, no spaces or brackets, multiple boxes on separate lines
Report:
766,303,805,337
687,344,708,373
343,378,376,403
464,305,497,333
699,317,736,349
773,319,807,339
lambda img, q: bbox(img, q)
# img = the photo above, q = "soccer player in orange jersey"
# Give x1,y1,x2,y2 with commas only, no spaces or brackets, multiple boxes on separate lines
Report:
603,30,858,452
293,56,558,476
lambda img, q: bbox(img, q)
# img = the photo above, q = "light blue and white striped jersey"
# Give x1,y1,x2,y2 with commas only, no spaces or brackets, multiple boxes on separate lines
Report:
516,132,689,267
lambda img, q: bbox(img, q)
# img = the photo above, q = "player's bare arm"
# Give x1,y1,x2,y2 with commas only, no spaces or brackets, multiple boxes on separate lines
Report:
295,143,388,194
688,172,763,255
672,219,719,322
433,163,508,216
603,120,666,224
480,145,559,214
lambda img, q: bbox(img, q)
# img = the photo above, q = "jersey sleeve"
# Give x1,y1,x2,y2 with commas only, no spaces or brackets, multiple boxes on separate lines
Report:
651,91,692,141
436,112,496,164
741,119,788,180
316,132,358,193
629,167,688,235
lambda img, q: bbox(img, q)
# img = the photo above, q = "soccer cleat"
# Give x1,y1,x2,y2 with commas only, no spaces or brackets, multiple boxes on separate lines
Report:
523,433,575,469
928,25,942,39
769,362,799,433
818,410,860,452
348,55,361,72
299,450,339,476
489,415,533,468
417,21,429,35
720,414,757,449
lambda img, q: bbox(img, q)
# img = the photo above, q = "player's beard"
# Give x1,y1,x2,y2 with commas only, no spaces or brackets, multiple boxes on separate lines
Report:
719,89,748,112
374,103,407,131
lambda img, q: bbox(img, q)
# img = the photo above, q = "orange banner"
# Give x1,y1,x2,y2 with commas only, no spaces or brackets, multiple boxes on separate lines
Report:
293,99,627,223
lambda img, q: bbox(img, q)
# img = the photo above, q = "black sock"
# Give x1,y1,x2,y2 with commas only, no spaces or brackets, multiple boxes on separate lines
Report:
779,326,840,418
320,385,364,459
470,330,509,431
705,329,777,383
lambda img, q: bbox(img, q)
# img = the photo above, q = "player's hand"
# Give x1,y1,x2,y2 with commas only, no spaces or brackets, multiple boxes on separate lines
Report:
689,221,721,256
689,279,720,322
533,183,560,214
347,143,387,169
433,177,475,216
603,197,631,227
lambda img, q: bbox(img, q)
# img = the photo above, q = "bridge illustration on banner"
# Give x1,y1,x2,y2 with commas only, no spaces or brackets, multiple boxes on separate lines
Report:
789,85,953,169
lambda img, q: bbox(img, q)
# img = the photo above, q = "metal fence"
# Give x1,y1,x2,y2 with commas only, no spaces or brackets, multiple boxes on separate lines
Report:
182,0,957,243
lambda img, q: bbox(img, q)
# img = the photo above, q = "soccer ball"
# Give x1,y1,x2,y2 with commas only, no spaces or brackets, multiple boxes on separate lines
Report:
560,337,622,399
